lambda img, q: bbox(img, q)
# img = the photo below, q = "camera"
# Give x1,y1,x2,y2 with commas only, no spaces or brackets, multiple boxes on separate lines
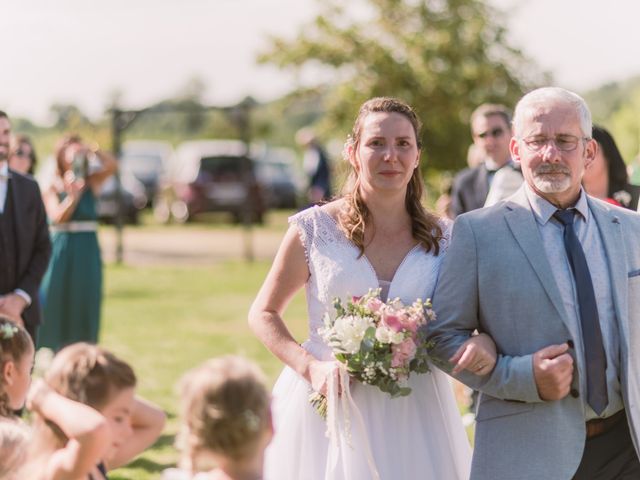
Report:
72,151,89,180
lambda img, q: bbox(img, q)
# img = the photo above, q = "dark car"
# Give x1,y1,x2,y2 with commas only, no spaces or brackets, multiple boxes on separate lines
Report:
154,140,267,224
120,140,174,207
97,167,148,224
253,146,303,209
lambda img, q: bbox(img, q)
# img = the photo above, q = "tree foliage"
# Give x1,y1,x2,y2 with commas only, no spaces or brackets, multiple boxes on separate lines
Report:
259,0,548,170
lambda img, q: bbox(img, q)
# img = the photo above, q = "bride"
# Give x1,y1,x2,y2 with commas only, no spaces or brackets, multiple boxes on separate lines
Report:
249,97,496,479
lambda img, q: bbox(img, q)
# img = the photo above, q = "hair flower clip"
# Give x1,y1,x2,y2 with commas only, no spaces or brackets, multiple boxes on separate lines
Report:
242,409,260,432
0,323,18,340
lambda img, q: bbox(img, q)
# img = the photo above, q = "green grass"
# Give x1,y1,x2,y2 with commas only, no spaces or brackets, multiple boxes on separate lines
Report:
101,261,307,480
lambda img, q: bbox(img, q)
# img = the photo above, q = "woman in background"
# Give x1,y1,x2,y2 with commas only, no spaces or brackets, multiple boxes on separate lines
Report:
9,135,37,176
39,135,116,351
583,125,640,210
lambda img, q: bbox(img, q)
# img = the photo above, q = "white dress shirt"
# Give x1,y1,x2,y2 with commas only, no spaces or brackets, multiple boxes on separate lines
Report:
0,161,8,214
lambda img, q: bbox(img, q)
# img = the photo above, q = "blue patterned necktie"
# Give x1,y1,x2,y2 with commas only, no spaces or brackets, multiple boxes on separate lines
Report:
553,209,608,415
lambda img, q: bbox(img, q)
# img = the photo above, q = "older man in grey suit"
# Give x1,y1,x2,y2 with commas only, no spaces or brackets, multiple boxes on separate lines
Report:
429,87,640,480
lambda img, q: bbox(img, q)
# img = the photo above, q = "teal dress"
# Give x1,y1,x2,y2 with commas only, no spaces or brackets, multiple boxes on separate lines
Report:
39,189,102,351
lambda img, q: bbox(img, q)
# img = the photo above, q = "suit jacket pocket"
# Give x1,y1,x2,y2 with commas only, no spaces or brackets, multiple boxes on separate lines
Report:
475,394,534,422
628,268,640,278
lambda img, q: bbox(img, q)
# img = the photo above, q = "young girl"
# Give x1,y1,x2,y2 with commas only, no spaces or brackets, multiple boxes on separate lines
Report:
0,316,34,418
0,420,30,479
163,356,273,480
22,342,166,479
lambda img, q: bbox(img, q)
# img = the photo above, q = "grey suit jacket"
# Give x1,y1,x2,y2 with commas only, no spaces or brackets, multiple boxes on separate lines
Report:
429,187,640,480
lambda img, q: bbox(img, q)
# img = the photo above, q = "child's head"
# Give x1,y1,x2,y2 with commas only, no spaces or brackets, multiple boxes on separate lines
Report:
0,316,34,416
0,419,29,479
177,356,272,470
44,343,137,459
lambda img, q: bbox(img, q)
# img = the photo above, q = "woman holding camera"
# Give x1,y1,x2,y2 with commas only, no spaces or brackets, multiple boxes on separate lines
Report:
39,134,117,351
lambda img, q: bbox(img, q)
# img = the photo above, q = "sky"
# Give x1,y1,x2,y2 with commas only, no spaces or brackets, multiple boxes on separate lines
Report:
2,0,640,124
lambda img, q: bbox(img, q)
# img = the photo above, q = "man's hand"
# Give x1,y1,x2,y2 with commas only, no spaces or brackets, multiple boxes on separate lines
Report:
533,343,574,401
0,294,27,326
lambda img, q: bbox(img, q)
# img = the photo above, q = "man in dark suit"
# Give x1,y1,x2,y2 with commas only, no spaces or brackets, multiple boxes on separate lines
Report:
0,110,51,342
450,103,519,217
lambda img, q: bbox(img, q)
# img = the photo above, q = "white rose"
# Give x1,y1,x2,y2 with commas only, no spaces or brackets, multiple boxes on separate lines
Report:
333,315,372,354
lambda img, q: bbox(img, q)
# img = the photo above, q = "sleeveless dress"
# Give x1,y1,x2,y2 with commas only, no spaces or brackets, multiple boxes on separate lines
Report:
39,189,102,350
264,206,472,480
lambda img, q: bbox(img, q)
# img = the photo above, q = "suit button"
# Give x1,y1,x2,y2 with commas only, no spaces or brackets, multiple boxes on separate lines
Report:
567,339,575,349
570,389,579,398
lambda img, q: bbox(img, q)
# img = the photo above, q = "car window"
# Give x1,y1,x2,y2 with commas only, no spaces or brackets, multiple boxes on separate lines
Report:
199,156,251,179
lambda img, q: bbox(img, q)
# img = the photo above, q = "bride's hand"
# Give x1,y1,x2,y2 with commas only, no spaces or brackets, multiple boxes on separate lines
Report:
449,333,497,376
307,360,341,396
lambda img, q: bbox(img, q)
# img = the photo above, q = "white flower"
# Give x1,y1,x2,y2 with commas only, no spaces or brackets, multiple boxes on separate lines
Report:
374,326,404,345
332,315,373,354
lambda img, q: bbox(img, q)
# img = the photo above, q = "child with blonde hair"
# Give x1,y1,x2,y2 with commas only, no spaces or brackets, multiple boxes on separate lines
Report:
0,316,34,418
0,419,30,479
22,342,166,479
163,355,273,480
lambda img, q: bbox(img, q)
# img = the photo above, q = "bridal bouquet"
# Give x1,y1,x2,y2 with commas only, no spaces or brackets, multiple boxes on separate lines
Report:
309,289,435,418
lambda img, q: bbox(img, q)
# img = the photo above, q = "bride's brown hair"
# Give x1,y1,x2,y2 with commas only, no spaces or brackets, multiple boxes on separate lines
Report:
339,97,443,256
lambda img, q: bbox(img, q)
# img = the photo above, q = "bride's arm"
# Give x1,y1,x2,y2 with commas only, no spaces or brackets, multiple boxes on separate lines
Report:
249,225,336,394
448,333,496,376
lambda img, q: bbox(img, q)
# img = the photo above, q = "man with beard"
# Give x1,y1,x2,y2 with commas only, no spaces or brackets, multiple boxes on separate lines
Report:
0,111,51,342
429,88,640,479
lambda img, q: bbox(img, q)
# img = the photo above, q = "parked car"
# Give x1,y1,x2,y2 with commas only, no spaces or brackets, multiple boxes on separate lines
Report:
154,140,267,224
97,166,148,224
120,140,174,206
253,145,303,209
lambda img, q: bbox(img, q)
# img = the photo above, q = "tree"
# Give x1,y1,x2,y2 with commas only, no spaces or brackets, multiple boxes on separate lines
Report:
259,0,548,170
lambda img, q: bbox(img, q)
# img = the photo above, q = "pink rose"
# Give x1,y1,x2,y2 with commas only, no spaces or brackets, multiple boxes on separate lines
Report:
366,297,384,313
391,338,417,368
381,312,404,332
398,313,419,333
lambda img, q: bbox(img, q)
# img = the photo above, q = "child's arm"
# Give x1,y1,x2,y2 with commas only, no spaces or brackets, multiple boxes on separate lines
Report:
105,396,166,470
28,380,110,480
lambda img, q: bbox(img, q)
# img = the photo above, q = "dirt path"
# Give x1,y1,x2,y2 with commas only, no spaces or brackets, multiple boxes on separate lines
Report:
99,226,284,266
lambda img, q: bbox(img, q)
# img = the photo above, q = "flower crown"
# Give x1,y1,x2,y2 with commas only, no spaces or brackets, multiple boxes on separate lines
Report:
0,323,18,340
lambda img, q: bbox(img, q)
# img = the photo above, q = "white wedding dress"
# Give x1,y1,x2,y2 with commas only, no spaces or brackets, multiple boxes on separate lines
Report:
264,206,472,480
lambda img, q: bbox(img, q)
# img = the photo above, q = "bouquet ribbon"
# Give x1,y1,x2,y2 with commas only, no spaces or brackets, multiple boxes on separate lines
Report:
325,364,381,480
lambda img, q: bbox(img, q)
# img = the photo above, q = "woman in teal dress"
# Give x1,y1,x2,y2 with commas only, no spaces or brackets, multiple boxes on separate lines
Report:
39,135,117,351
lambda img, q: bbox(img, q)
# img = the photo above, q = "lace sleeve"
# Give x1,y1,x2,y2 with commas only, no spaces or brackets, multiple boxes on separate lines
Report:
437,217,453,254
288,208,316,265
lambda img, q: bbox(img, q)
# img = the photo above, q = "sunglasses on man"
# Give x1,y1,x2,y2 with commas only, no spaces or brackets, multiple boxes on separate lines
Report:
476,128,505,139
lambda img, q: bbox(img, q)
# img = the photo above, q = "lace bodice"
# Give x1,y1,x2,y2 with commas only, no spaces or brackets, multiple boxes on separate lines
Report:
289,206,451,358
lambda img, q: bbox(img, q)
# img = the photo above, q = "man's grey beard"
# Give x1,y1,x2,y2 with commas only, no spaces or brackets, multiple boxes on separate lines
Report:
532,164,572,193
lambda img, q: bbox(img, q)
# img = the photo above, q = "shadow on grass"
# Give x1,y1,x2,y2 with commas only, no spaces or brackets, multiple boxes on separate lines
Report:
151,432,176,450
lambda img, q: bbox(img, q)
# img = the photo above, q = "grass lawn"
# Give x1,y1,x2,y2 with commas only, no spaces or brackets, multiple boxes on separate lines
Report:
101,260,308,480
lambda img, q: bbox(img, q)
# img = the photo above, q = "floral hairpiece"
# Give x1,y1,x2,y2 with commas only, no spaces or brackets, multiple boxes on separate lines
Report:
0,323,18,340
242,409,261,432
342,135,355,162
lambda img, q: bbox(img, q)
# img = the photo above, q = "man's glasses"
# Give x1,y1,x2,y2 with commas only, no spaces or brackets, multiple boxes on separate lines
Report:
477,128,505,139
520,135,589,152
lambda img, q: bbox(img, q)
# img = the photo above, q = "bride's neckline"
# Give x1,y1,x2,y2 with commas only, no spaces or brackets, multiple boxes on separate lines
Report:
312,205,420,287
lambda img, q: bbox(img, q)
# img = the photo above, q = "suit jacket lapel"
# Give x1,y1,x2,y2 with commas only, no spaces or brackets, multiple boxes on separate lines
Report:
8,172,26,262
474,166,490,208
589,198,628,340
503,189,568,322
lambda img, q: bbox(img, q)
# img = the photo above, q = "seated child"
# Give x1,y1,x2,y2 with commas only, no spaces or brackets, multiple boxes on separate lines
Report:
0,419,30,479
22,342,166,479
0,316,34,418
163,355,273,480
